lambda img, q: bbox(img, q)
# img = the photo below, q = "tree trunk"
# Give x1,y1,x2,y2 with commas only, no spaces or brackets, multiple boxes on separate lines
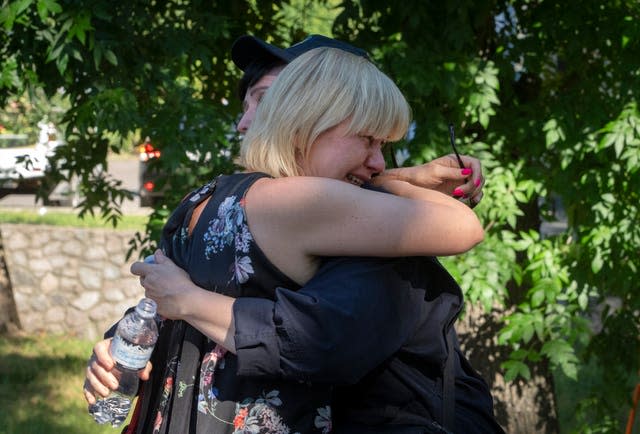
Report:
0,229,21,335
457,303,559,434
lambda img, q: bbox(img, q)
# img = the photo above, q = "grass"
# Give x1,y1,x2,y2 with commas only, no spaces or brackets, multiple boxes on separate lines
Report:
0,209,148,231
0,333,132,434
2,334,637,434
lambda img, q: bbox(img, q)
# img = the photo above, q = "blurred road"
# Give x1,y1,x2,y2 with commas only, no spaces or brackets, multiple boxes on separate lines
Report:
0,155,147,215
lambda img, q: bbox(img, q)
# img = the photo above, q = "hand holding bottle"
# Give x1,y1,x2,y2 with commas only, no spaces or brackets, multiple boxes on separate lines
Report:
87,298,159,427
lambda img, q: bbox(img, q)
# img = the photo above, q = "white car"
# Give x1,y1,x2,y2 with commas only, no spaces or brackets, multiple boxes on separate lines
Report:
0,134,51,190
0,123,79,206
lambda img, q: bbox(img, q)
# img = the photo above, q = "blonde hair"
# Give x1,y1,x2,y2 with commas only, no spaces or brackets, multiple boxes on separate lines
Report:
239,47,412,177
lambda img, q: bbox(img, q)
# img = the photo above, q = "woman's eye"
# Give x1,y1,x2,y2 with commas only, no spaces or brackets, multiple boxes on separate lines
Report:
359,135,374,146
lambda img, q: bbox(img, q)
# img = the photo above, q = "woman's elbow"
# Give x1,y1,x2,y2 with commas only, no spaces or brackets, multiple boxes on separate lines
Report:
465,216,485,249
471,225,485,247
452,217,484,254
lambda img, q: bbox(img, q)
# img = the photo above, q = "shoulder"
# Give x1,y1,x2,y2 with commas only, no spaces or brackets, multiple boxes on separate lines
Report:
246,176,372,206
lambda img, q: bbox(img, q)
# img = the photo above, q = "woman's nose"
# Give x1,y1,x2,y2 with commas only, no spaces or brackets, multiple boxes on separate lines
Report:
367,147,386,173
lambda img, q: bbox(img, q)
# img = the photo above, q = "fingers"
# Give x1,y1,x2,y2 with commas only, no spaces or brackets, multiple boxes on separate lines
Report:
93,338,115,369
470,191,484,208
457,155,483,193
83,339,117,404
83,366,111,404
83,379,98,406
130,260,150,278
449,155,484,205
154,249,168,264
83,354,117,404
139,361,153,381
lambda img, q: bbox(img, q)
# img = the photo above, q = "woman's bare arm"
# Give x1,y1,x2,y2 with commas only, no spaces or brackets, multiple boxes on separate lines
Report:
244,176,483,283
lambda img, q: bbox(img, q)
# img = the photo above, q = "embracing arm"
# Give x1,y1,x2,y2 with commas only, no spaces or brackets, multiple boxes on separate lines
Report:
248,176,484,257
130,250,237,352
245,176,483,279
233,256,425,384
128,251,425,384
130,251,425,384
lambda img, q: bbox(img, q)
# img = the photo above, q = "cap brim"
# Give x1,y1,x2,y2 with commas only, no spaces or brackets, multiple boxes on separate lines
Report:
231,35,294,71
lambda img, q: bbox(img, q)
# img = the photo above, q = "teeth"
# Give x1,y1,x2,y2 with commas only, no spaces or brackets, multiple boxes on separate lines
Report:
346,174,363,186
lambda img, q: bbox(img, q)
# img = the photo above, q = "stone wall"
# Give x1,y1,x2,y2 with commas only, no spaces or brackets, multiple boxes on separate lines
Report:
1,223,144,341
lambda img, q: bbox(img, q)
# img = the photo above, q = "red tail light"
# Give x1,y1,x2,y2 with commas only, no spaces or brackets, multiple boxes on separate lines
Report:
138,142,161,161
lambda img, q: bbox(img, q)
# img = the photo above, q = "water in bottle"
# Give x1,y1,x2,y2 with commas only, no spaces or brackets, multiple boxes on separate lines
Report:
89,296,159,427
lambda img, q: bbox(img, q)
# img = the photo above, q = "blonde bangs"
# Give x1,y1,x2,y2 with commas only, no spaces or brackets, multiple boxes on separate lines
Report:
343,67,411,142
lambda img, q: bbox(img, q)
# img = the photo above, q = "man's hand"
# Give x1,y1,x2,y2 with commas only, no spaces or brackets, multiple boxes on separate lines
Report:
131,250,196,320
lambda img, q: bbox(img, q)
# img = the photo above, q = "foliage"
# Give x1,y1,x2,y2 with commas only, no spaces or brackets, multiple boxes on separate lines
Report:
0,333,122,434
1,0,639,431
332,0,639,431
0,87,68,143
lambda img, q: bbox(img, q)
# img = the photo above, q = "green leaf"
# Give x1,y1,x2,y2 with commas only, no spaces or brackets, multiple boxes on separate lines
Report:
55,53,68,75
93,45,103,69
578,291,588,310
14,0,33,16
601,193,615,203
501,360,531,381
104,49,118,66
37,0,62,21
479,111,489,129
591,252,603,274
67,11,93,45
531,289,545,308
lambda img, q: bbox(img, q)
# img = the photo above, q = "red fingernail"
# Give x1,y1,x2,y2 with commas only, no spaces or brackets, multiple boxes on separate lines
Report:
461,168,472,176
453,188,464,197
474,178,481,187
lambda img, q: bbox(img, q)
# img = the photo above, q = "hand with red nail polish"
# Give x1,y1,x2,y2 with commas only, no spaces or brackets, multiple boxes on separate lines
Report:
372,153,485,207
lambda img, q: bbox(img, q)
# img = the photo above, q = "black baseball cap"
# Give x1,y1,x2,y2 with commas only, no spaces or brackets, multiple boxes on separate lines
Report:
231,34,370,71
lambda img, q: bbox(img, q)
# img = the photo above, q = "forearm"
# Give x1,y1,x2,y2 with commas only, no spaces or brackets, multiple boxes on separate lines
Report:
234,257,425,384
376,179,484,251
134,252,238,352
376,178,460,204
177,286,237,353
376,166,425,185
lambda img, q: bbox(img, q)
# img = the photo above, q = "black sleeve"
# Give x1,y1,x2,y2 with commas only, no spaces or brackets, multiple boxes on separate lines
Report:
233,257,426,384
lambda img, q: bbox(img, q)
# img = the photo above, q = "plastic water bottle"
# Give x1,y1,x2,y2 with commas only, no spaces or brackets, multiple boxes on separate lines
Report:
89,295,159,427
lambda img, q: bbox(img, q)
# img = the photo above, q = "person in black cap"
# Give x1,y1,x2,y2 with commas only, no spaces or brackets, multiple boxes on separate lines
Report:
84,40,503,434
226,36,501,433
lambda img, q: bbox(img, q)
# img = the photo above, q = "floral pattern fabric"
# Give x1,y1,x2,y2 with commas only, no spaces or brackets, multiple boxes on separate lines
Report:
203,196,254,283
133,173,333,434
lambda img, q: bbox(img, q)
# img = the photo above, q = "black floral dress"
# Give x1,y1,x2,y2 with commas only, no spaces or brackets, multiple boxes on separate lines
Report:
130,172,332,434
